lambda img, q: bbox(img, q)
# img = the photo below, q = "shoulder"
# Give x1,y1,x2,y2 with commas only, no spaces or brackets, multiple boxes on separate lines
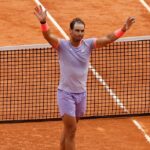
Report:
59,39,69,44
83,38,97,49
57,39,69,49
59,39,70,46
84,38,97,42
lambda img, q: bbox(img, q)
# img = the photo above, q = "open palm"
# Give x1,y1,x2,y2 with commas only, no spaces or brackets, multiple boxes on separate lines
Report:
34,5,47,23
122,17,135,31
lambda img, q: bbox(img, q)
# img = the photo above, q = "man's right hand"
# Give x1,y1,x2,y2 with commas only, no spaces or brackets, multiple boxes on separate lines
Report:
34,5,47,23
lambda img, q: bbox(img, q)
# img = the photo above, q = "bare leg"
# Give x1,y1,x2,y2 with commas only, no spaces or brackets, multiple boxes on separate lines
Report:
60,128,66,150
60,114,77,150
60,116,80,150
76,117,80,123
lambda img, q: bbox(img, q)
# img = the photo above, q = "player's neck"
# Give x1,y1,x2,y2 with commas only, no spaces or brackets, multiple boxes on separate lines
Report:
70,39,82,47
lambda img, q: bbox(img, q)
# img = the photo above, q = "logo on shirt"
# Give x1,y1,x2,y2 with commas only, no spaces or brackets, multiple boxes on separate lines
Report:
81,49,86,52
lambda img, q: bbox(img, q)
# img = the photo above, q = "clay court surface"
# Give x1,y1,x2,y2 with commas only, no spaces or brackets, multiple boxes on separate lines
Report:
0,0,150,150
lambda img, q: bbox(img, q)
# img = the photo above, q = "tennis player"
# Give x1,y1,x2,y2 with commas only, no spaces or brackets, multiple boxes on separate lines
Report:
34,5,135,150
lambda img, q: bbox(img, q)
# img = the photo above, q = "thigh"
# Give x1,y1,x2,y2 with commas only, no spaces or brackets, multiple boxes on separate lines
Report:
57,89,76,117
75,92,87,117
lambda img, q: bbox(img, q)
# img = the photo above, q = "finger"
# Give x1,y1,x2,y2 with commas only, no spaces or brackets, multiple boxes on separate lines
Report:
126,19,135,29
127,17,133,22
34,11,42,21
34,11,39,19
35,6,41,13
129,16,135,21
35,5,42,14
131,19,135,24
124,17,130,25
39,5,42,10
39,5,44,12
34,6,39,12
131,17,136,22
129,18,135,24
127,17,135,24
44,10,47,16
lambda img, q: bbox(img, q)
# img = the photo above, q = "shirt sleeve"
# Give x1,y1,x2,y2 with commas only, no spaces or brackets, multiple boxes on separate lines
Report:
57,39,67,51
85,38,97,50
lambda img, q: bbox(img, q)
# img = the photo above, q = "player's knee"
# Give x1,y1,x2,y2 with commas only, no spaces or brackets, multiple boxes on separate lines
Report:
66,125,77,139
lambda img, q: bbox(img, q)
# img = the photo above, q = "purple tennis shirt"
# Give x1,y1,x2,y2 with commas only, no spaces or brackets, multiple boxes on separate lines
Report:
56,38,96,93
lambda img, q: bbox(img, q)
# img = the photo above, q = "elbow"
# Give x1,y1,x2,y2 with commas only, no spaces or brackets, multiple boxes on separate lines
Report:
108,34,118,42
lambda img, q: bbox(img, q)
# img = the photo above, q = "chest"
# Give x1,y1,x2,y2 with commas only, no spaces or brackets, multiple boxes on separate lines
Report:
60,42,91,63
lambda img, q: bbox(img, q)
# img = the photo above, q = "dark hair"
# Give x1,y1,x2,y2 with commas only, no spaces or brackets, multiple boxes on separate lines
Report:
70,18,85,30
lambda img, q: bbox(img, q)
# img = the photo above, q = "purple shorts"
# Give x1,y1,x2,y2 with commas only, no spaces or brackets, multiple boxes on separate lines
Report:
57,89,87,117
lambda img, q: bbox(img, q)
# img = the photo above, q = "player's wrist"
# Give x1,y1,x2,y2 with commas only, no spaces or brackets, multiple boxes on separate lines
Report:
121,27,126,32
40,20,46,24
41,22,49,32
114,28,125,38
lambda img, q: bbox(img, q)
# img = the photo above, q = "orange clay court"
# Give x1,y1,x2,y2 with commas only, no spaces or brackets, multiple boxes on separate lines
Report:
0,0,150,150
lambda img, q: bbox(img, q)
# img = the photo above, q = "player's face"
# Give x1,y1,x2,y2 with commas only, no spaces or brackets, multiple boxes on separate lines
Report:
70,23,85,42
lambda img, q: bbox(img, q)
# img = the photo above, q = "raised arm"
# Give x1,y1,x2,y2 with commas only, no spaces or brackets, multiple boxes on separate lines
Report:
95,17,135,48
34,5,59,48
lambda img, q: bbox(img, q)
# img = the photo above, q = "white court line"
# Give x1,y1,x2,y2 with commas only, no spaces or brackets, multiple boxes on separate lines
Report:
34,0,150,143
139,0,150,12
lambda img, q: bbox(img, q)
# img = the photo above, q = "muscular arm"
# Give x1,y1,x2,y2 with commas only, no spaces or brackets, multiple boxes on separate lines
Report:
34,5,59,48
95,32,118,48
95,17,135,48
42,27,59,48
